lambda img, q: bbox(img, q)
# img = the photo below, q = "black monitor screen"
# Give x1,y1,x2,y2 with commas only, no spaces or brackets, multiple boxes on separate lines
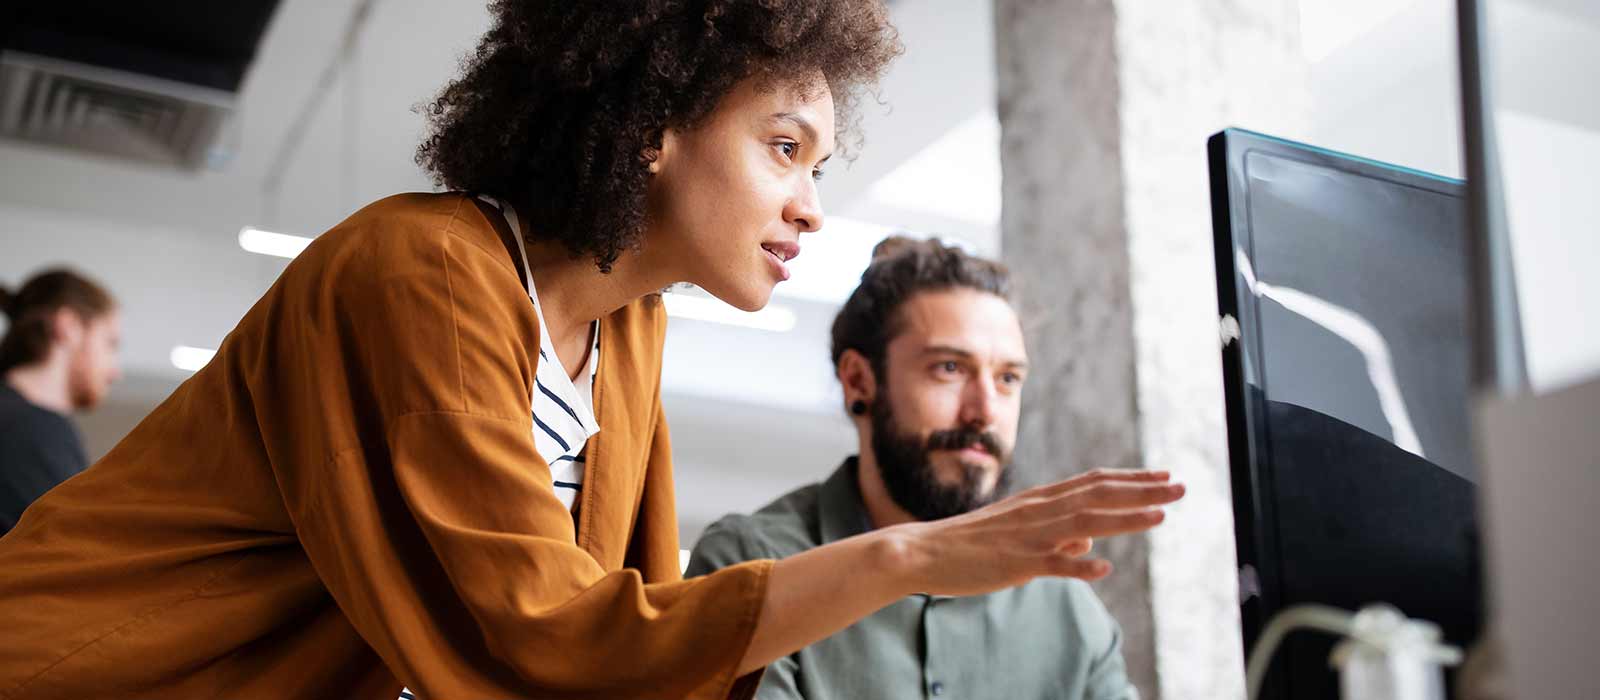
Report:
1209,129,1482,700
1244,149,1474,479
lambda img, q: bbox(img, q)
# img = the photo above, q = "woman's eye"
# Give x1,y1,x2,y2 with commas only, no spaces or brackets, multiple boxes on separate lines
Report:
936,361,961,374
777,142,797,160
812,167,826,182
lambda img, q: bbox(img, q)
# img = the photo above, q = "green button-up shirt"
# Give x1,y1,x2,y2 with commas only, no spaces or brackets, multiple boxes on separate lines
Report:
687,458,1138,700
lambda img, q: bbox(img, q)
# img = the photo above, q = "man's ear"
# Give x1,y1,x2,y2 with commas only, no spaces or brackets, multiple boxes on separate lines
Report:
837,349,878,411
50,308,85,349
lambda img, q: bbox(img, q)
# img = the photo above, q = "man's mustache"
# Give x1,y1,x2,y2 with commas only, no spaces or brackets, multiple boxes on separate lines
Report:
926,427,1003,457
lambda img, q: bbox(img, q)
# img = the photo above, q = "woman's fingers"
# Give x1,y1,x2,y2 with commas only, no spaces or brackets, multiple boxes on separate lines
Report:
1056,508,1167,540
1055,537,1093,557
918,470,1183,593
1028,468,1173,499
1044,554,1114,581
1061,481,1186,512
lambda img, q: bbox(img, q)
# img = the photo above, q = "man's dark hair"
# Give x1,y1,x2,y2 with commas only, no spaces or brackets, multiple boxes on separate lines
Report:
416,0,901,272
0,269,116,374
829,236,1013,381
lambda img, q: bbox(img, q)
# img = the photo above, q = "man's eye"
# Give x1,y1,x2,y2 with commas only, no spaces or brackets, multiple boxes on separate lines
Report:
937,361,960,374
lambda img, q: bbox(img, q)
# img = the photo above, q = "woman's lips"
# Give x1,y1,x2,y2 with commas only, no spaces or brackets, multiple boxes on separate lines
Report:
761,241,799,281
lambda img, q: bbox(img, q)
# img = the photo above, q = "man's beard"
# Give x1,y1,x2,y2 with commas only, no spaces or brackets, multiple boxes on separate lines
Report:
869,396,1012,522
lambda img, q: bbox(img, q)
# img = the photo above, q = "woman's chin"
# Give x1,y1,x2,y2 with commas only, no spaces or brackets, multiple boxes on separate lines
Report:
728,287,774,312
695,279,774,312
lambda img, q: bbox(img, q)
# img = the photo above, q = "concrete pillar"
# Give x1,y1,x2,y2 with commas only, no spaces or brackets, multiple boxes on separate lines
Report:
994,1,1307,697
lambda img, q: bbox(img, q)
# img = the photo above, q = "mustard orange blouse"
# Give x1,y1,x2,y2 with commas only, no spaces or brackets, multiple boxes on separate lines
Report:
0,193,772,699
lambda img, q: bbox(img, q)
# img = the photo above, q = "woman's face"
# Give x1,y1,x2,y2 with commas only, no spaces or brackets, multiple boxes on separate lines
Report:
647,74,834,311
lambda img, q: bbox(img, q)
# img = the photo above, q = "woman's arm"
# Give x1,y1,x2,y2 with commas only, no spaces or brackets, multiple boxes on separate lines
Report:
737,470,1184,675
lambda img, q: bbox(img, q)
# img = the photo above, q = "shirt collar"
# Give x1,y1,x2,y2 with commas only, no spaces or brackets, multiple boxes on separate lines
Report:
818,456,955,601
481,193,600,435
818,456,876,545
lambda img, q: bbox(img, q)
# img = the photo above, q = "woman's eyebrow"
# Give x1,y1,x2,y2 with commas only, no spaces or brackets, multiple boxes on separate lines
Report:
767,112,833,163
768,112,818,143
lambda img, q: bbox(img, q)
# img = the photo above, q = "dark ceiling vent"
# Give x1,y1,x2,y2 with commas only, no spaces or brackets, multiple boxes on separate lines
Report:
0,2,281,170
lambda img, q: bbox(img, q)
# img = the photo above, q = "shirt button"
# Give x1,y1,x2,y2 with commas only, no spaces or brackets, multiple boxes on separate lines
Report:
930,681,945,696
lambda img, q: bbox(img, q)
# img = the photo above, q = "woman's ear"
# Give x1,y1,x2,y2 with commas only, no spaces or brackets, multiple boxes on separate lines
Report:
649,128,679,175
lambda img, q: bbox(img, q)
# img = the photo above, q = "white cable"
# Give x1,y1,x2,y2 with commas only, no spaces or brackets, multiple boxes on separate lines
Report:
1246,604,1357,700
1246,603,1463,700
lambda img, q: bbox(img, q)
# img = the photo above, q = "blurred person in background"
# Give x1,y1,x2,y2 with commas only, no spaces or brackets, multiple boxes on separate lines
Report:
0,268,121,536
0,3,1179,699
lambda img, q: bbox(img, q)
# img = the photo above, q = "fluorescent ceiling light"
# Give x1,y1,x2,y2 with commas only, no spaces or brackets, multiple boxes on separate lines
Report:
662,292,796,332
239,226,312,259
864,110,1001,228
170,345,216,372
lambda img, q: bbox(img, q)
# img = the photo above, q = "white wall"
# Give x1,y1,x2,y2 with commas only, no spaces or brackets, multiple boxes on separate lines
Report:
1305,0,1600,394
1499,110,1600,391
0,203,276,379
1490,2,1600,391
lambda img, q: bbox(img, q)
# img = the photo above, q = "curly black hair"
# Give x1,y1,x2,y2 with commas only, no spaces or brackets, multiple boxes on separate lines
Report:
416,1,901,272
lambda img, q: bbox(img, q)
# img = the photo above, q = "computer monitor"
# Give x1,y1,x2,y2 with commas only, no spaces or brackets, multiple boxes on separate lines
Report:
1208,128,1484,700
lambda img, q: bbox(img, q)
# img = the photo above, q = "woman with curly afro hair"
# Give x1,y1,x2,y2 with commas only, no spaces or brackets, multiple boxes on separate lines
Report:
0,2,1180,699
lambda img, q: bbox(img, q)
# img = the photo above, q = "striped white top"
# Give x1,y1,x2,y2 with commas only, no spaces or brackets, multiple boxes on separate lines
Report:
487,196,601,511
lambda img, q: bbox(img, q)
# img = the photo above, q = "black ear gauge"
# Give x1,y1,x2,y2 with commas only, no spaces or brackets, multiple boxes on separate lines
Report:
850,400,867,416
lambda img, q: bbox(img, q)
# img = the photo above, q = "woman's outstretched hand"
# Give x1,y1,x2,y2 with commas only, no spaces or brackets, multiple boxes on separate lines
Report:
886,468,1186,597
